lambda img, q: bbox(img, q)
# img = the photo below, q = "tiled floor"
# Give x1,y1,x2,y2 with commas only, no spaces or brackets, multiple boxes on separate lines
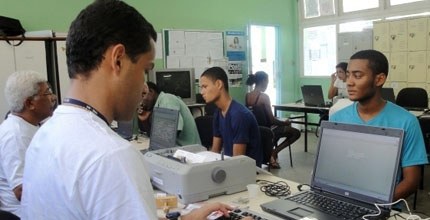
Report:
269,131,430,217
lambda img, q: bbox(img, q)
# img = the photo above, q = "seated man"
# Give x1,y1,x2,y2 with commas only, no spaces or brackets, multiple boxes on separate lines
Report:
330,49,428,200
138,81,201,146
0,71,56,217
199,67,263,167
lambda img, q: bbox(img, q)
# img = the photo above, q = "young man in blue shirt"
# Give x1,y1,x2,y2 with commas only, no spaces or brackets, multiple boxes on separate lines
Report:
199,67,263,167
330,49,428,200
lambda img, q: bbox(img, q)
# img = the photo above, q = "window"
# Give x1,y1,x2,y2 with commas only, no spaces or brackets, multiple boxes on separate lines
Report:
390,0,425,5
304,0,335,18
342,0,379,13
303,25,336,76
339,20,377,32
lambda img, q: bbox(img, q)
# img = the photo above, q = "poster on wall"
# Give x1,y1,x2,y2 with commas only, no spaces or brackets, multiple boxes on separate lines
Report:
226,31,246,87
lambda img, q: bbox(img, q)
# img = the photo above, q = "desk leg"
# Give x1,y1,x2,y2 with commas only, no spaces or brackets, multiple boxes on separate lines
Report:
304,112,308,152
274,107,278,117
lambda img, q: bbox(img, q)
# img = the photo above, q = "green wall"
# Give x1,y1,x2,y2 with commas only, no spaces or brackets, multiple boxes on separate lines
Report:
0,0,299,104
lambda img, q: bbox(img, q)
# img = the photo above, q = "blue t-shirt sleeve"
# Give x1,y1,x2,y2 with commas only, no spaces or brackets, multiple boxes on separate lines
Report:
401,117,429,167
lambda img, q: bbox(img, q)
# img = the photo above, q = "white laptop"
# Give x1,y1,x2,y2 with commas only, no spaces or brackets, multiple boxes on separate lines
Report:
261,121,404,220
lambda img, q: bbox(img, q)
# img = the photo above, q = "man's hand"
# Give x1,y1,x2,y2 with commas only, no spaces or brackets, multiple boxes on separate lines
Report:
181,202,233,220
331,72,337,83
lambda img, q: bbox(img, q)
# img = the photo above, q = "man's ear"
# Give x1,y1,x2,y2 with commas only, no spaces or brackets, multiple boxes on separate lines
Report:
375,73,386,87
215,79,223,90
24,97,35,111
110,44,126,72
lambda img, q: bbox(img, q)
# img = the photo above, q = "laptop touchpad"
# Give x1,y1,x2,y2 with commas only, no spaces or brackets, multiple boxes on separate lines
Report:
288,207,313,217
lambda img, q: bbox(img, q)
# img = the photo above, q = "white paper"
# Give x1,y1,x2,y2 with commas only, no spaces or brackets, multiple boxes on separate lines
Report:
167,56,180,68
155,33,163,59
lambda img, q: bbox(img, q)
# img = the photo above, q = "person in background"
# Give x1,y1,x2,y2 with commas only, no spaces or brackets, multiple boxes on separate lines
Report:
330,49,428,200
245,71,301,169
138,81,201,145
199,67,263,167
21,1,239,219
0,71,56,217
328,62,348,102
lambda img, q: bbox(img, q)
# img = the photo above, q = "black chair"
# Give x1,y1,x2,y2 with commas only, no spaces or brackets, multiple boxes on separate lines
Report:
195,115,214,149
396,87,428,111
250,105,294,168
259,126,275,170
0,210,20,220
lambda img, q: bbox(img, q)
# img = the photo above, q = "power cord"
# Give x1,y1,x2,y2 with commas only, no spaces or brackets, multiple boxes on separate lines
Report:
362,198,430,220
256,180,291,198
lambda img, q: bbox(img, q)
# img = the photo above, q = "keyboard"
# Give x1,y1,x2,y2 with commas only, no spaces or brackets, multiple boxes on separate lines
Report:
217,208,272,220
288,191,377,219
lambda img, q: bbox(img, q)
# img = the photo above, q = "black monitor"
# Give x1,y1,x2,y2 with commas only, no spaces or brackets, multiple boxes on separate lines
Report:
149,68,196,104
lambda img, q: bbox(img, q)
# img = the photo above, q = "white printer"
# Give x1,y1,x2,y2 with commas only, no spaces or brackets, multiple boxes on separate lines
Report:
143,145,257,204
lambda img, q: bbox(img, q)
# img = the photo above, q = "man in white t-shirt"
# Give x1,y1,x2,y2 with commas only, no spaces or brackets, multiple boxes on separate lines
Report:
0,71,56,217
21,1,245,220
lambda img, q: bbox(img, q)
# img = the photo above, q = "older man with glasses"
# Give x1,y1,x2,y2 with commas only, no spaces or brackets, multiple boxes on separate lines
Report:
0,70,56,217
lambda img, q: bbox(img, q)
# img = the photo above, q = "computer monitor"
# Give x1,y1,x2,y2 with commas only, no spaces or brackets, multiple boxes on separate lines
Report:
149,68,196,104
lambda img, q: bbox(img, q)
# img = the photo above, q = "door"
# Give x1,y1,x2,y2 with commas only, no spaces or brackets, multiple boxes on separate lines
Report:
249,25,279,104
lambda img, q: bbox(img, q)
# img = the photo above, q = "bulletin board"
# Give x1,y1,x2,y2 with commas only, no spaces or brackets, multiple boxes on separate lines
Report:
163,29,227,79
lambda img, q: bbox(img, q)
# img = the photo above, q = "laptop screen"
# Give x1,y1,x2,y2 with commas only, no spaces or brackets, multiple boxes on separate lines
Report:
149,107,179,151
313,121,403,204
301,85,327,107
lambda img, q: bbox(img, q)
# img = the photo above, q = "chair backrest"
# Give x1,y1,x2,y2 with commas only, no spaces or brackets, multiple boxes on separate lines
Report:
396,87,428,111
0,211,20,220
259,126,274,164
194,115,213,149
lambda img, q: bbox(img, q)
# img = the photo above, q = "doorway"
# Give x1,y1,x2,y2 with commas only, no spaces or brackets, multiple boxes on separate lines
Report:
249,24,279,104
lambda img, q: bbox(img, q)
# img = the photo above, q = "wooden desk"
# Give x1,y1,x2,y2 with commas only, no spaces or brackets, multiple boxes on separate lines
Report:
273,103,329,152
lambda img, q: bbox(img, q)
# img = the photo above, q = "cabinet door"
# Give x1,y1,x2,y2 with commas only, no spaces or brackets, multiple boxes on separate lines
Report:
427,51,430,83
407,51,427,82
373,22,390,52
14,41,48,75
390,52,408,81
354,30,373,52
428,18,430,50
390,20,408,52
338,32,354,62
56,40,70,103
0,42,17,118
408,18,427,51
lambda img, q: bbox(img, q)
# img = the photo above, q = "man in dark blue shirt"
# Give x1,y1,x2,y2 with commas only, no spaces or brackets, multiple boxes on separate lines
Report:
199,67,262,167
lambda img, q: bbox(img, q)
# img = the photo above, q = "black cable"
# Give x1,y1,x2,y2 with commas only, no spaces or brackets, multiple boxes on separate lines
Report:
256,179,291,198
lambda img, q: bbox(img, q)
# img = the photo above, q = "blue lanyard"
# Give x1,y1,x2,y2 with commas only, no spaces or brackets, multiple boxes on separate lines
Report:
63,98,109,126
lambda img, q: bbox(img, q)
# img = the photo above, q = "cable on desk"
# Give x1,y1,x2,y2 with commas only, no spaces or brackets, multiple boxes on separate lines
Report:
362,198,430,220
256,179,291,198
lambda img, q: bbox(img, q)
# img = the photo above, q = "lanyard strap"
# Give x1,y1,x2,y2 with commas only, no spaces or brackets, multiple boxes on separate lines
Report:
63,98,109,126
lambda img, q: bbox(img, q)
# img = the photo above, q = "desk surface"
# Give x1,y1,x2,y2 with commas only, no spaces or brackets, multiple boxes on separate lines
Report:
131,136,409,220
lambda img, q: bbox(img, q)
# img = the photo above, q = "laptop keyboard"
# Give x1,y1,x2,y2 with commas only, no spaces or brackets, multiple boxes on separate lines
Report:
287,191,377,220
221,208,271,220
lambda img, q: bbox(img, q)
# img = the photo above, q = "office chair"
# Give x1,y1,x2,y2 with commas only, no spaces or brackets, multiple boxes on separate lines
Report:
250,104,294,168
194,115,213,149
259,126,275,170
396,87,428,111
0,211,19,220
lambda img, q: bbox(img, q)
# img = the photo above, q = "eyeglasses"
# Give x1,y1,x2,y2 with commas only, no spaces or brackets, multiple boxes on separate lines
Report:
33,88,55,98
